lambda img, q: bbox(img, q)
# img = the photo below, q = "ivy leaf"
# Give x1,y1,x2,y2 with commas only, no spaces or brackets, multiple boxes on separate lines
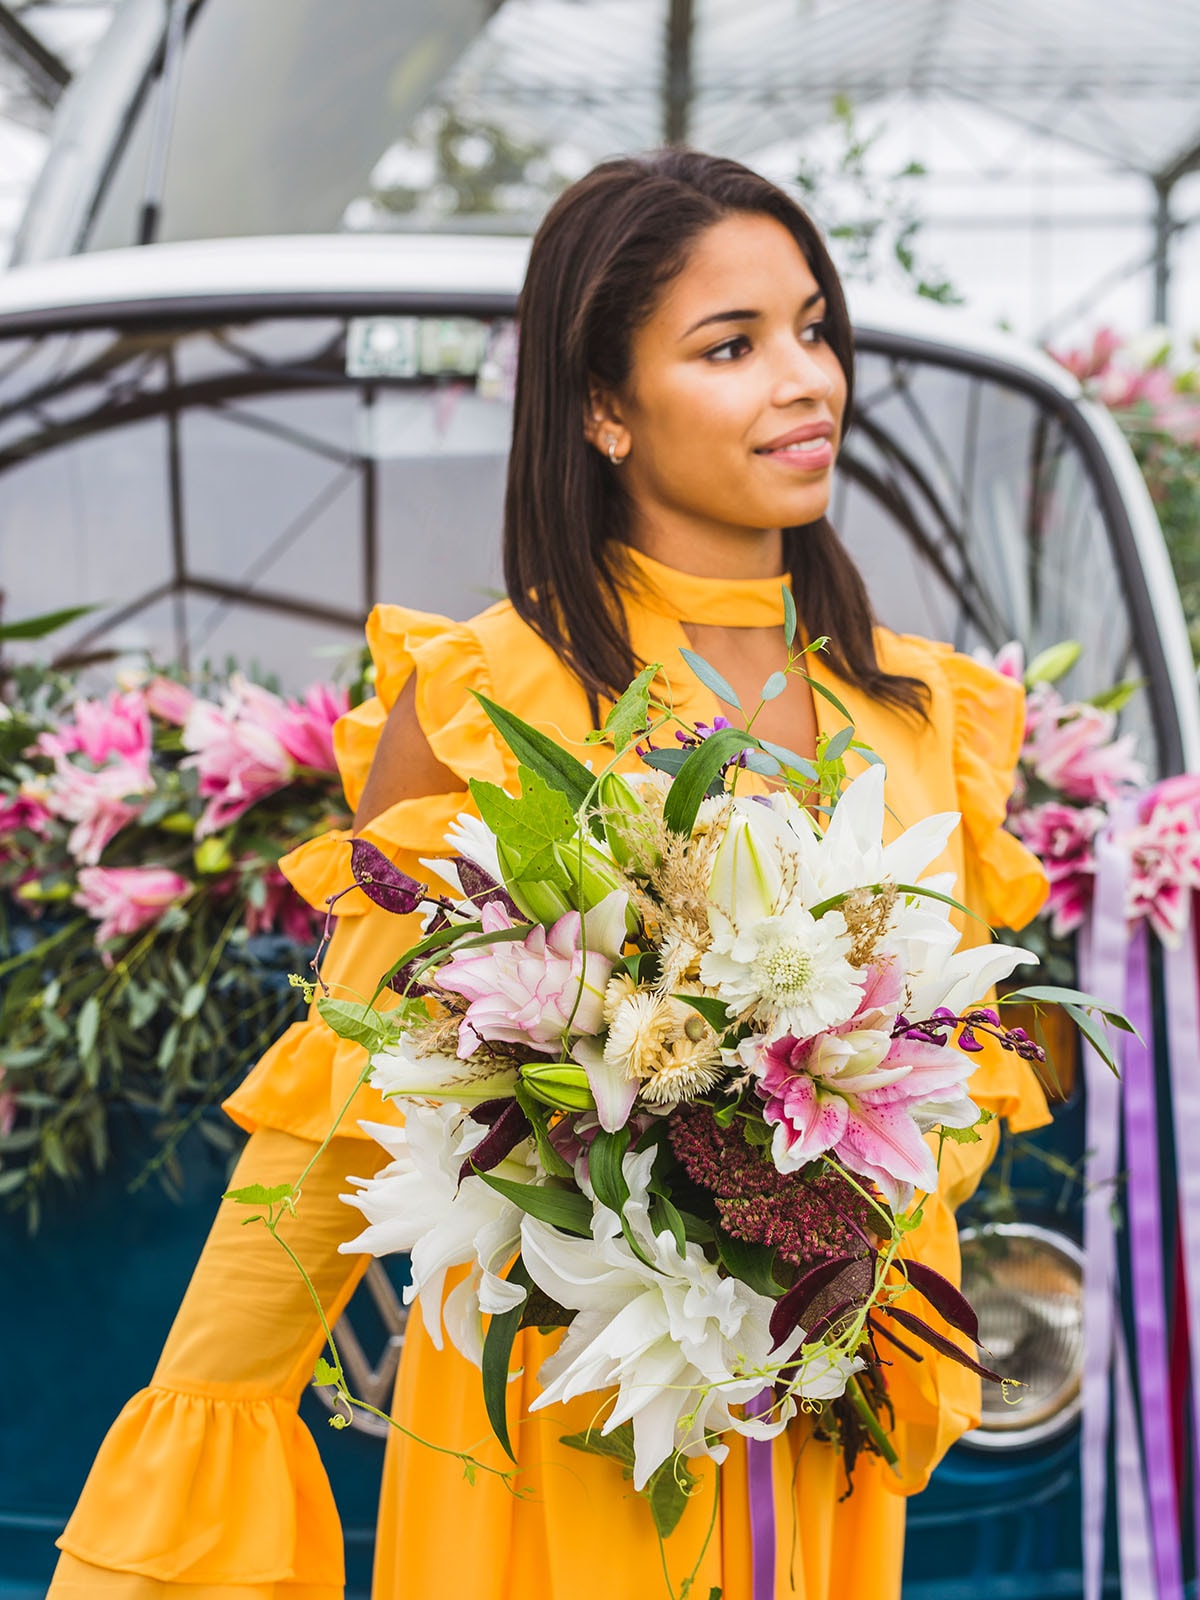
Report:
313,1355,339,1386
595,663,661,752
679,648,742,711
470,766,578,881
562,1419,635,1475
647,1452,702,1539
316,997,399,1054
224,1181,294,1207
471,692,598,823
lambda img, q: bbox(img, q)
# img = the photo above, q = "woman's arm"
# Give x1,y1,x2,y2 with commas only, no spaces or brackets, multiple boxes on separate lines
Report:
353,677,467,831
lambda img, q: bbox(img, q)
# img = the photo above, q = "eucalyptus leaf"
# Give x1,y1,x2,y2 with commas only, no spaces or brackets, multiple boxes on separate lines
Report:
742,749,781,777
679,648,742,711
822,725,855,763
760,670,788,701
782,586,798,647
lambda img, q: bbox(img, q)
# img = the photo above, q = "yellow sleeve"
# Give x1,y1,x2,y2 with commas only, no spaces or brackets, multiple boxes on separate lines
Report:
224,604,511,1144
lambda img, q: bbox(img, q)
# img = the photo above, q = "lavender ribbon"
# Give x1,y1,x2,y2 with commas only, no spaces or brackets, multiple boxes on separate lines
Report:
745,1391,775,1600
1121,919,1183,1597
1115,1318,1157,1597
1078,814,1130,1600
1162,902,1200,1559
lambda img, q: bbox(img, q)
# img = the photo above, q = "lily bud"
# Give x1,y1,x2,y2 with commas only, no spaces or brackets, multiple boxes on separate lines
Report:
496,839,573,924
519,1060,596,1113
550,837,626,912
597,772,660,872
194,834,233,875
708,809,783,925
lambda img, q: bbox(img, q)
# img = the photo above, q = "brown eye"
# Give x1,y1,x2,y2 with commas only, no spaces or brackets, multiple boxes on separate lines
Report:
706,335,752,363
800,320,828,345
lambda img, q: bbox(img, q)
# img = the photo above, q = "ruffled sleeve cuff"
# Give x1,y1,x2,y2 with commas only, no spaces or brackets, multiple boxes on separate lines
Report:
944,651,1048,931
55,1385,342,1587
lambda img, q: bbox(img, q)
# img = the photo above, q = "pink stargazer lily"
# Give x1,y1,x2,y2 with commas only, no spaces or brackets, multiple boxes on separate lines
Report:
437,892,629,1064
1013,800,1105,939
749,961,979,1210
74,865,192,952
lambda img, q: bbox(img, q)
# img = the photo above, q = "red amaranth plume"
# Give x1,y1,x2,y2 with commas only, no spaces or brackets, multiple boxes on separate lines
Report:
669,1104,875,1271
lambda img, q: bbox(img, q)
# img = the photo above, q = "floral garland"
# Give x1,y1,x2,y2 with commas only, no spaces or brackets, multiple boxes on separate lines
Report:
0,653,354,1225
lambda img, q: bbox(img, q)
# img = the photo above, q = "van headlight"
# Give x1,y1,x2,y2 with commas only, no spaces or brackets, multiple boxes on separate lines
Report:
957,1223,1084,1450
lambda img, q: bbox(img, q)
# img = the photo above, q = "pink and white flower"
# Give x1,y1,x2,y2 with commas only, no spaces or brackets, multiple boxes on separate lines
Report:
1022,686,1145,803
182,676,295,836
74,865,191,950
437,892,628,1061
1013,800,1105,939
1120,776,1200,947
35,690,151,768
275,683,347,773
44,758,153,865
144,676,196,727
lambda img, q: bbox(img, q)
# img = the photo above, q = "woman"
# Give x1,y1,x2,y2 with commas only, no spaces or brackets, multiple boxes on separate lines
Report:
49,149,1049,1600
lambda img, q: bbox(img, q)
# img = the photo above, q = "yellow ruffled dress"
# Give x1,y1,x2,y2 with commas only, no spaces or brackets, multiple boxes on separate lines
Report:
50,549,1049,1600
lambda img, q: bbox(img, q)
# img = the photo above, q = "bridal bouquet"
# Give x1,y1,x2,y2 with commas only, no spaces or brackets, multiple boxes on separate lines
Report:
234,631,1120,1543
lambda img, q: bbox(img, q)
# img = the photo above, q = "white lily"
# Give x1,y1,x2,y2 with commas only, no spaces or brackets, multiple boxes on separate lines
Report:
340,1106,530,1365
523,1148,833,1489
368,1031,519,1107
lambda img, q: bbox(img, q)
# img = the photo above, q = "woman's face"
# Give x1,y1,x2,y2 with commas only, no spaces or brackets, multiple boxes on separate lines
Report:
594,212,848,551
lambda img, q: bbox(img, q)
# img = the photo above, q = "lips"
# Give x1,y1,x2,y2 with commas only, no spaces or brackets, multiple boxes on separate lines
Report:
755,420,836,471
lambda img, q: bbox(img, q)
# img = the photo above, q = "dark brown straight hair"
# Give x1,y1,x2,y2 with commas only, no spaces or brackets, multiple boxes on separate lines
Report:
503,148,928,719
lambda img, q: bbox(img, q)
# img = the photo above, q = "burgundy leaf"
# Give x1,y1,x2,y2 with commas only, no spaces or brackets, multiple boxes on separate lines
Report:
469,1098,516,1127
881,1306,1004,1382
801,1296,859,1346
386,958,432,999
770,1254,871,1348
459,1100,532,1186
456,858,521,919
869,1315,924,1363
896,1259,981,1342
350,838,425,914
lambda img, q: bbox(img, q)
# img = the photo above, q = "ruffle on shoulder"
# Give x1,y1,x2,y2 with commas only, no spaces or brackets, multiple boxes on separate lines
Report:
280,605,513,917
223,1013,399,1144
55,1386,342,1587
943,650,1048,932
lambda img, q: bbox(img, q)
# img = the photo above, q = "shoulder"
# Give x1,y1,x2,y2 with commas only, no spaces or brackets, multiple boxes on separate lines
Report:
367,598,564,711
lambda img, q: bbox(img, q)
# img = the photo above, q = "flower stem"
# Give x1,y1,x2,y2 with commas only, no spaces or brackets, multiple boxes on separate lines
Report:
846,1375,900,1470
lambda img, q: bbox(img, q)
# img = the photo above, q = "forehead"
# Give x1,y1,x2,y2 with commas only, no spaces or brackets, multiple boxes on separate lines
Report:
658,213,822,335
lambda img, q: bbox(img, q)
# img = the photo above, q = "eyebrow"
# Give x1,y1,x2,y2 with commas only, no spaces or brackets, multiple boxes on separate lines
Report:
682,289,825,340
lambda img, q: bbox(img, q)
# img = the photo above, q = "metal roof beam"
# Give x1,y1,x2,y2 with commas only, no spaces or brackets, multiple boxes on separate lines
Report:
0,3,69,107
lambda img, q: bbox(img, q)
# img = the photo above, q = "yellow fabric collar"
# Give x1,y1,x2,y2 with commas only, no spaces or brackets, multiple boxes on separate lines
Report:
620,544,791,627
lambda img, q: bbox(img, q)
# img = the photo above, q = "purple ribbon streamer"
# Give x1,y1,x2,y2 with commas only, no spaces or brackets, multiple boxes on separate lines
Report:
1121,919,1183,1598
745,1391,775,1600
1116,1318,1157,1597
1162,902,1200,1563
1079,813,1131,1600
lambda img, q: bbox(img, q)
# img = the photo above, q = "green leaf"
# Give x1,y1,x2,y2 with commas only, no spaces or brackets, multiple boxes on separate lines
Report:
367,918,483,1004
561,1420,636,1475
760,670,788,702
313,1355,339,1386
662,729,755,836
224,1181,294,1207
180,982,207,1020
599,664,661,753
795,671,852,721
316,996,399,1054
649,1193,688,1259
471,692,598,824
476,1169,594,1234
1089,678,1144,713
679,648,742,711
1062,1000,1121,1076
513,1084,574,1180
757,740,819,783
647,1452,702,1539
1025,640,1081,686
822,725,855,763
481,1256,531,1462
589,1126,631,1216
1002,984,1133,1028
0,603,96,641
714,1228,782,1298
76,994,101,1061
782,586,798,647
742,749,781,777
470,766,578,882
671,992,732,1033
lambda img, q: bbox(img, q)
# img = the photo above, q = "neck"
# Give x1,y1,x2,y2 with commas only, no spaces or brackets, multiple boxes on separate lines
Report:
627,516,785,581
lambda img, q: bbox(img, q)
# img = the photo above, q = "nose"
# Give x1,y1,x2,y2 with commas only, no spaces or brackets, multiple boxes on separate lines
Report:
769,335,836,407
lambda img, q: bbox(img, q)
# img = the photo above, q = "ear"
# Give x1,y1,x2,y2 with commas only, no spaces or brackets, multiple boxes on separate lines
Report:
583,382,632,464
